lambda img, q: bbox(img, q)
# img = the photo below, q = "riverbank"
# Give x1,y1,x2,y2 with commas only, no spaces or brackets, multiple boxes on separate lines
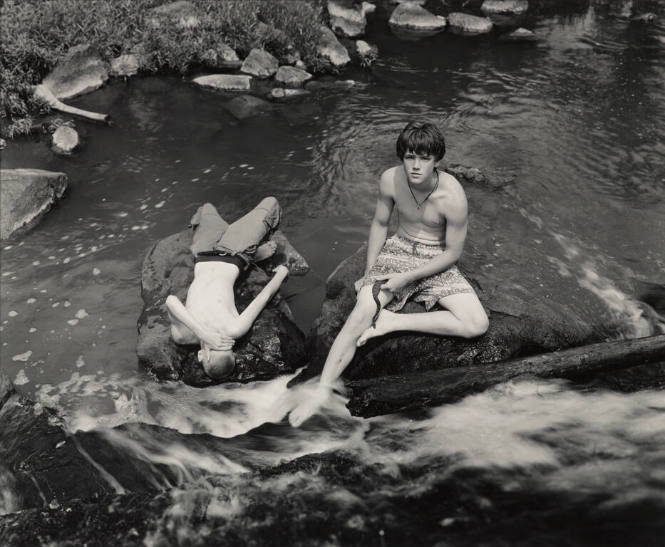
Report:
0,0,328,138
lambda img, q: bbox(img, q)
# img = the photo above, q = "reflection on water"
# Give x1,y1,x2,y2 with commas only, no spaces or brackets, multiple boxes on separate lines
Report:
1,3,665,541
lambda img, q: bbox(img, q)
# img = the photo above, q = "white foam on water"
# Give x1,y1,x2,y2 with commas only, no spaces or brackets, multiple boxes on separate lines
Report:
11,351,31,362
93,268,101,276
14,369,29,385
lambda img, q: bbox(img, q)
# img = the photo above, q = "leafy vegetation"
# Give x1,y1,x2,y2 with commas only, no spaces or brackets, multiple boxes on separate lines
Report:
0,0,327,138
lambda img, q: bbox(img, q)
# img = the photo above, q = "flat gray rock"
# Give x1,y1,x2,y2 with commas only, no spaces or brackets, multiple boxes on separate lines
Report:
274,66,312,88
388,3,447,34
447,12,493,36
0,169,68,240
481,0,529,16
192,74,252,91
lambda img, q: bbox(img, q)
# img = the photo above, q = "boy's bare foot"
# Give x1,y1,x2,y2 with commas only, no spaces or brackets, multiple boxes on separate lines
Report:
356,309,395,347
288,386,330,427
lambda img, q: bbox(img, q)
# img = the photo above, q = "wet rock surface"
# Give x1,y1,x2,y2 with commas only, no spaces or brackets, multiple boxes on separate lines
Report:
51,125,80,155
192,74,252,91
0,169,68,240
316,25,352,67
447,12,494,36
388,3,447,35
137,224,308,386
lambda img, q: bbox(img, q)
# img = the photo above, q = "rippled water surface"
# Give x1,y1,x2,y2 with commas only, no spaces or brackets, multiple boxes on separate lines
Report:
1,1,665,544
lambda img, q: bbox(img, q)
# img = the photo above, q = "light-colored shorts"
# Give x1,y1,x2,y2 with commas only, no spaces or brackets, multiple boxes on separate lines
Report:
189,198,281,268
359,233,475,312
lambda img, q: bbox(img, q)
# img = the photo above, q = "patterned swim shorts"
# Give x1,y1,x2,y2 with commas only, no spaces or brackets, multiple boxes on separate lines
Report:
359,233,475,312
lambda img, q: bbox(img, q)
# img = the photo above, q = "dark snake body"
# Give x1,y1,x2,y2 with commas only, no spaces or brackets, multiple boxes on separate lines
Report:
371,280,383,328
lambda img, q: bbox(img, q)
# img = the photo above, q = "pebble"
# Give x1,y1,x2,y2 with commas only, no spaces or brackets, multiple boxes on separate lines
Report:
93,268,101,276
75,309,88,319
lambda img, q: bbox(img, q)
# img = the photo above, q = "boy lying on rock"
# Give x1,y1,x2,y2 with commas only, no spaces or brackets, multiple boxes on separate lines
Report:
166,198,289,379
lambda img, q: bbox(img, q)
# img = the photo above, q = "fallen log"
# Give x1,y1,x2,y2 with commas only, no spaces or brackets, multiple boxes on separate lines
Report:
33,84,110,124
346,334,665,417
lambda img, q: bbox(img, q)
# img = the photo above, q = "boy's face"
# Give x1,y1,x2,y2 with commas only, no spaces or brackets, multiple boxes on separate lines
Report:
402,150,439,186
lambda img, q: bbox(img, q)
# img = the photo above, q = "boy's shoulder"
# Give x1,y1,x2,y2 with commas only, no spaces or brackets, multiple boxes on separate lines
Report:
379,165,403,191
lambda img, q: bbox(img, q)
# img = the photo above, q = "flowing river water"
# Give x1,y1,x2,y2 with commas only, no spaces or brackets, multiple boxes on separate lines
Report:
1,2,665,544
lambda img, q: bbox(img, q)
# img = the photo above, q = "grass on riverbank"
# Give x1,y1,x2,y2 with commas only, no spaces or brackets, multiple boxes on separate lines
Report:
0,0,327,139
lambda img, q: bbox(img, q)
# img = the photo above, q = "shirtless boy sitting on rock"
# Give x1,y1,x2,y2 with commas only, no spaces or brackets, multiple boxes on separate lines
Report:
289,121,489,426
166,197,289,379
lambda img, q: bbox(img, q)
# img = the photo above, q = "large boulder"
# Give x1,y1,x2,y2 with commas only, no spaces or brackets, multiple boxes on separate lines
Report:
293,242,599,386
316,25,351,68
192,74,252,91
241,49,279,79
0,169,68,240
388,3,447,36
137,225,309,386
42,44,109,100
447,12,494,36
327,0,376,38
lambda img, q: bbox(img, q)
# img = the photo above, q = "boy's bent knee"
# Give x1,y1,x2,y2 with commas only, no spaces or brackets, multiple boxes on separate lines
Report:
461,312,489,338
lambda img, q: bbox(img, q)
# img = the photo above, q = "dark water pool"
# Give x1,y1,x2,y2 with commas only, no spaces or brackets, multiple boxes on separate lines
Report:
1,1,664,544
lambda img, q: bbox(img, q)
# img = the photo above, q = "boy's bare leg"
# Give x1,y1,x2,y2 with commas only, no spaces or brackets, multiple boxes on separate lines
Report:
357,292,488,346
289,284,393,426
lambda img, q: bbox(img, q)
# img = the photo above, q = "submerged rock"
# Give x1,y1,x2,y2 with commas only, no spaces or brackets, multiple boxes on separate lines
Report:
223,94,272,120
0,169,68,240
192,74,252,91
137,222,308,386
241,49,279,79
388,3,447,36
51,126,80,156
42,44,109,100
499,27,538,41
268,88,311,101
447,12,494,36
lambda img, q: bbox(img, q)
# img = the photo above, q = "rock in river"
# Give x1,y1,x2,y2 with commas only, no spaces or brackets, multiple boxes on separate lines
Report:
0,169,68,240
388,3,447,36
137,223,308,386
447,12,494,36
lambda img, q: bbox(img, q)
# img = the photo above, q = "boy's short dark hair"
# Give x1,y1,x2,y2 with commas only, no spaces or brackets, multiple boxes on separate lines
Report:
396,121,446,161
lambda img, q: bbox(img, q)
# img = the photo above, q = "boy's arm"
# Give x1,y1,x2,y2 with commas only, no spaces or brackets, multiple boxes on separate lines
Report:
234,266,289,337
364,171,395,275
165,295,231,349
